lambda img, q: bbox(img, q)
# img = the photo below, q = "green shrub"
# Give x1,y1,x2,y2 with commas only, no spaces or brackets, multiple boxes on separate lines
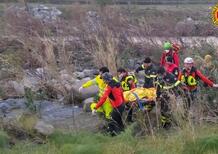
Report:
0,131,9,148
3,143,58,154
24,87,37,113
49,131,110,146
183,136,218,154
59,143,102,154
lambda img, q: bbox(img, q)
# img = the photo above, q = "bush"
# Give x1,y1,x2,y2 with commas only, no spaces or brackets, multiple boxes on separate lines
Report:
24,87,37,113
183,136,218,154
0,131,9,148
59,143,102,154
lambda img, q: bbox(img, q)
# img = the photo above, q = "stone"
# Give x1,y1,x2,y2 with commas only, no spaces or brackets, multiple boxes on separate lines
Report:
82,97,94,112
71,78,98,101
34,120,54,136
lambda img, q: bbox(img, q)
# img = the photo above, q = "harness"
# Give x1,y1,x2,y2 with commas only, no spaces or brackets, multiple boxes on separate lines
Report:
181,68,198,86
165,51,175,63
121,74,137,91
132,92,149,111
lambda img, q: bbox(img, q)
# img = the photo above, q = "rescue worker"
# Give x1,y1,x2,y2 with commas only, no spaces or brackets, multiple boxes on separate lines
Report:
178,57,218,108
135,57,157,111
156,67,179,128
200,54,216,84
164,56,180,78
79,67,113,119
117,68,137,91
117,68,137,123
93,72,125,136
160,42,180,67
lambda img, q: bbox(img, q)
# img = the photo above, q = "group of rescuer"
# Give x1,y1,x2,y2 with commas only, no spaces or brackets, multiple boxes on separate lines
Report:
79,41,218,135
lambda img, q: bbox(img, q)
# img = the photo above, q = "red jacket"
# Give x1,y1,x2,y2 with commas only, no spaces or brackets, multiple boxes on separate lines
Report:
160,50,179,67
178,67,214,90
164,63,179,77
95,83,124,109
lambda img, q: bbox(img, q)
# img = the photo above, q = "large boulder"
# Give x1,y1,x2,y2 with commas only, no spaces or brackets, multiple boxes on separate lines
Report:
34,120,54,136
83,97,94,112
83,69,92,77
0,99,26,114
71,77,98,101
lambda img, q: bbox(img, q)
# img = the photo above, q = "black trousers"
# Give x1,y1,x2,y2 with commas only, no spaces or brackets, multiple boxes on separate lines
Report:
160,93,171,119
108,103,125,134
184,89,197,109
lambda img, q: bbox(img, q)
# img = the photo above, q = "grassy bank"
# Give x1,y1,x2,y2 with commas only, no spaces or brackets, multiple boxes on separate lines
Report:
1,124,218,154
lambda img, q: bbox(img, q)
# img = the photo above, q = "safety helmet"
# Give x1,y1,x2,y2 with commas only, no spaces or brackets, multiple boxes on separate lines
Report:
184,57,194,64
163,42,172,50
172,43,181,52
102,72,113,82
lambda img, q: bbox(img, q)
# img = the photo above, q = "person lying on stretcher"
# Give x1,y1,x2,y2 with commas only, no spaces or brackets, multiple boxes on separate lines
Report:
91,87,157,114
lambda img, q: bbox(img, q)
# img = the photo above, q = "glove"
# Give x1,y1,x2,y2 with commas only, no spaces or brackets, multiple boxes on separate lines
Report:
79,86,83,93
213,84,218,88
163,85,174,90
92,109,97,116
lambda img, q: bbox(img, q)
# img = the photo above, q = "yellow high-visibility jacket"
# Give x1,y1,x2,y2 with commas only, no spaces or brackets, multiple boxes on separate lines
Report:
82,75,113,119
82,75,106,96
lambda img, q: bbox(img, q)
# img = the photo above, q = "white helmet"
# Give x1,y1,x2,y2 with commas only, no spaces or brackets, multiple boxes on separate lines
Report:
184,57,194,64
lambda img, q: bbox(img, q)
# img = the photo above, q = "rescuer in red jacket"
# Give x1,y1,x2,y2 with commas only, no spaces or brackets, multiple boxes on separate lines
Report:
94,72,125,135
178,57,218,108
160,42,180,67
164,56,179,78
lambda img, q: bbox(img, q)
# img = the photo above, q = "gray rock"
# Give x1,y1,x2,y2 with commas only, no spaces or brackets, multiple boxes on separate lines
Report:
30,5,62,22
0,99,26,115
0,98,101,132
71,78,98,101
83,97,94,112
86,11,101,32
8,81,25,96
60,73,75,84
73,72,85,79
39,101,82,121
83,69,94,78
34,120,54,136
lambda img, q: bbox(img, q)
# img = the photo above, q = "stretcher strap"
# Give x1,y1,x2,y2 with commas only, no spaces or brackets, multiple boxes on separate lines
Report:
132,92,144,110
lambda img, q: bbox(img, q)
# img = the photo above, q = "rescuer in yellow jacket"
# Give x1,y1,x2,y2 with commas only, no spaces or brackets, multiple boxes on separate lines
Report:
79,67,113,119
117,67,137,123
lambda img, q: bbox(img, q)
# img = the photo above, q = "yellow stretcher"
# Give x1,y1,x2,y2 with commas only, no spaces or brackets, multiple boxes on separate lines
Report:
91,87,157,115
123,87,156,103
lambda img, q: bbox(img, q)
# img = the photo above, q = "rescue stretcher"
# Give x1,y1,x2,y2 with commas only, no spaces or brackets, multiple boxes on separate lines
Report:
90,87,157,114
123,87,156,110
